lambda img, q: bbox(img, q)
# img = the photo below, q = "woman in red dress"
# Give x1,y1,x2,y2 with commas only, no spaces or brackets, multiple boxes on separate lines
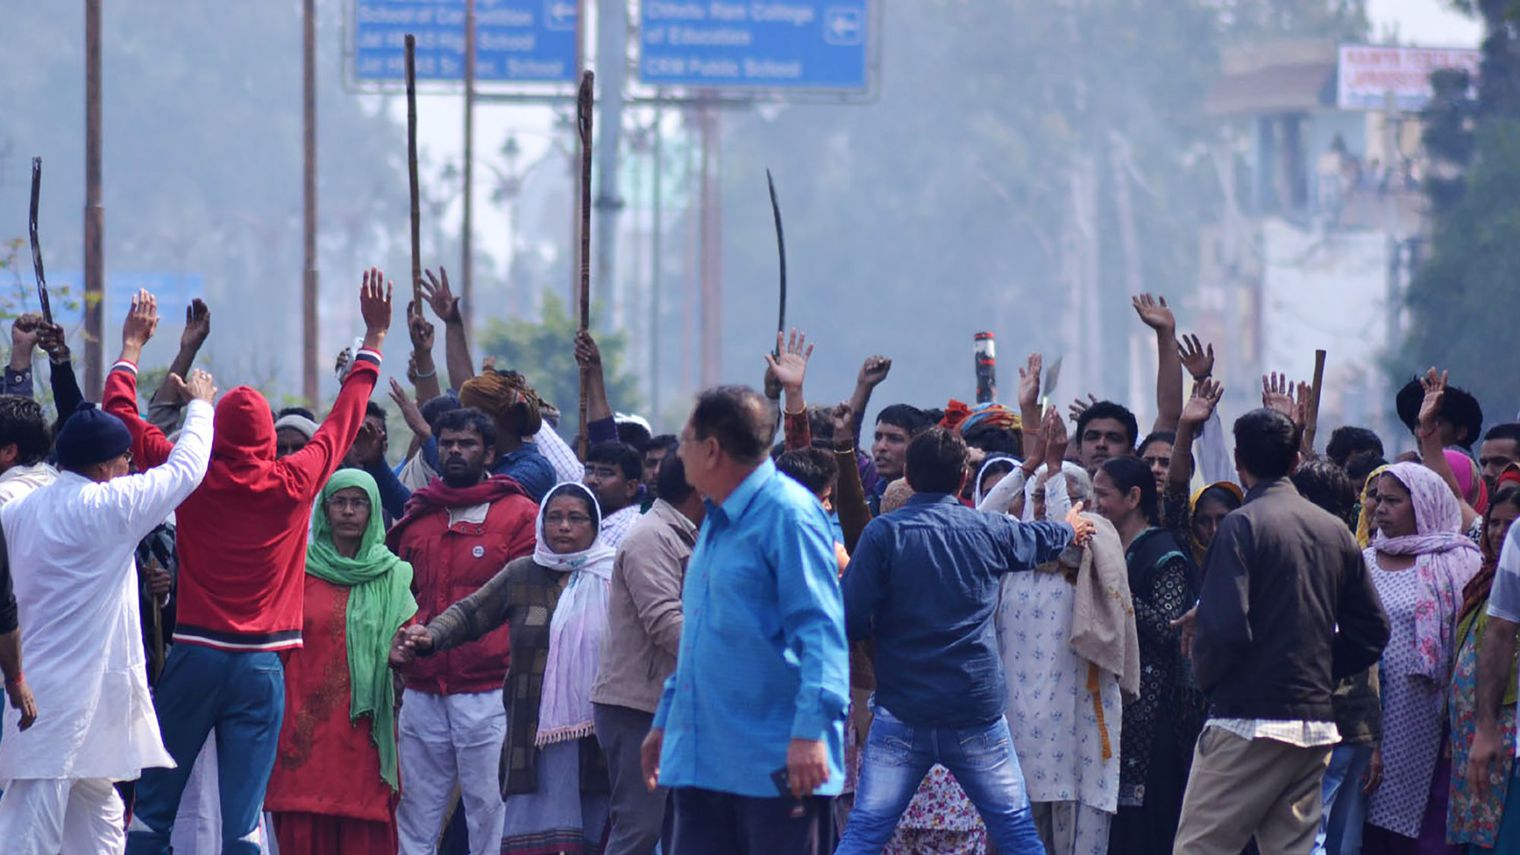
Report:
267,470,418,854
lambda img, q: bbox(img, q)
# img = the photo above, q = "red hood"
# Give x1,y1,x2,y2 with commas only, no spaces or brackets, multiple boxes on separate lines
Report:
213,386,276,465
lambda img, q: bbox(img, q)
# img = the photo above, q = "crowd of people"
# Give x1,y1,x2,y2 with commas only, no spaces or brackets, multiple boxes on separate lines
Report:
0,270,1518,855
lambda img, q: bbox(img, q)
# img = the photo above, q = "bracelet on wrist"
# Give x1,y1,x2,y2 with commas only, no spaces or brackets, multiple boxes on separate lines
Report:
413,367,437,380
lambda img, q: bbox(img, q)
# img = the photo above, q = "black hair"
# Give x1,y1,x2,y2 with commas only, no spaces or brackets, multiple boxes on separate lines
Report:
420,394,462,433
276,406,317,422
646,434,680,456
586,441,644,482
876,403,934,437
0,396,51,466
1326,426,1385,468
1233,408,1300,480
807,406,835,444
616,420,653,452
1291,458,1358,525
543,483,600,530
1346,450,1388,489
1194,484,1243,514
1396,377,1483,449
657,453,695,504
435,406,497,450
1485,423,1520,445
690,385,771,465
963,423,1023,458
776,447,840,498
364,401,388,430
1077,402,1140,452
905,426,969,494
1101,456,1159,525
1138,431,1177,457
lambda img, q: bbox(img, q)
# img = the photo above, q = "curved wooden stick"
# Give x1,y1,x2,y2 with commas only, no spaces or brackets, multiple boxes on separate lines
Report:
576,70,594,459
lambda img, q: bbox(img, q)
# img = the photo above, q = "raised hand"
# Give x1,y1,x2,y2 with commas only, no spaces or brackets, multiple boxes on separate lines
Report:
1018,353,1043,412
359,268,394,343
1417,367,1448,440
857,355,892,389
1068,393,1099,425
1261,372,1295,419
390,378,431,439
764,329,812,394
575,330,604,370
182,369,217,404
10,313,41,363
1181,377,1224,428
407,301,435,353
122,290,160,350
1178,334,1214,380
1132,293,1176,334
348,420,387,468
1044,406,1068,471
830,402,856,450
36,322,69,364
180,299,211,351
420,267,462,324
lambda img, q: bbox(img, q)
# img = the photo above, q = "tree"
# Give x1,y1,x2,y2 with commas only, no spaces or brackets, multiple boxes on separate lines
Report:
1399,1,1520,410
478,292,642,439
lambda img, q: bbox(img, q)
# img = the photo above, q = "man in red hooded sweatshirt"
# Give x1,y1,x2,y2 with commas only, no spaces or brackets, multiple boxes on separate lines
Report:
117,270,392,855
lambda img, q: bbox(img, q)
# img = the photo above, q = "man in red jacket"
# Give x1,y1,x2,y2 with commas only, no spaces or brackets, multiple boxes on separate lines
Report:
120,270,392,855
387,406,537,855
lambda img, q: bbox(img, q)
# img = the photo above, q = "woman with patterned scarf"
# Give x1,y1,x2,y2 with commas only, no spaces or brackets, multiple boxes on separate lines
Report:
266,470,418,854
396,481,615,854
1362,463,1482,851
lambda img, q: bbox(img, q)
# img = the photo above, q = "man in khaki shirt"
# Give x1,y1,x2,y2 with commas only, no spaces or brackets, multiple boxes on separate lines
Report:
591,456,704,855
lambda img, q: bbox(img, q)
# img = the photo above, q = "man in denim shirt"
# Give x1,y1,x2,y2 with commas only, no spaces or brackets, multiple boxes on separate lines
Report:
837,427,1092,854
641,385,848,854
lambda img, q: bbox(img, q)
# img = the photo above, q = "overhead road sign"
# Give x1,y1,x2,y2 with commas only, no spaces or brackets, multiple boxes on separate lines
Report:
349,0,579,89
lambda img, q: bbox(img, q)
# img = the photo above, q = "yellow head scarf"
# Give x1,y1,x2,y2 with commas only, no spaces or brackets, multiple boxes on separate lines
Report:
1355,464,1391,549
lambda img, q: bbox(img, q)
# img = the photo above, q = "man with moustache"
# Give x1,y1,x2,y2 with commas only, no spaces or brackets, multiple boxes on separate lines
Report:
386,407,539,855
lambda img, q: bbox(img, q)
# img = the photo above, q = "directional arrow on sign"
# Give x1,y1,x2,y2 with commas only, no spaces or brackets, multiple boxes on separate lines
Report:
823,9,863,46
545,0,575,30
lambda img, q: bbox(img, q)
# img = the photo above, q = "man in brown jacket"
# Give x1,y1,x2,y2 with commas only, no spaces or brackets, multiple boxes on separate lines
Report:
590,455,704,855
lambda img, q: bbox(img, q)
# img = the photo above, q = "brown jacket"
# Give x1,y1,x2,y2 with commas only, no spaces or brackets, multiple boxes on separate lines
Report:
589,499,697,714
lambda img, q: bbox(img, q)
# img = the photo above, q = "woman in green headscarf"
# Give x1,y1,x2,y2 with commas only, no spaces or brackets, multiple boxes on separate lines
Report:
266,469,417,854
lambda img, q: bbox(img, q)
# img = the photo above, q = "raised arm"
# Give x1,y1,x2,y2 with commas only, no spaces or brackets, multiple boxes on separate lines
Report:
3,315,40,398
406,302,444,403
767,329,814,451
829,403,871,552
103,291,177,468
575,329,615,428
36,322,83,422
1416,368,1480,530
1134,294,1182,432
421,268,474,393
847,355,891,440
282,269,391,498
106,371,218,535
1171,377,1223,490
146,299,211,432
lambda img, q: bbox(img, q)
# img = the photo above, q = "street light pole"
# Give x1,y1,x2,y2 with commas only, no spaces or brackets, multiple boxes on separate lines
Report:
301,0,319,405
83,0,104,398
461,0,476,328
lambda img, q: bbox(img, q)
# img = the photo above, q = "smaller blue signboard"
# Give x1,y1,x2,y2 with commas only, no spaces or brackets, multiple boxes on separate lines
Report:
352,0,578,84
638,1,869,90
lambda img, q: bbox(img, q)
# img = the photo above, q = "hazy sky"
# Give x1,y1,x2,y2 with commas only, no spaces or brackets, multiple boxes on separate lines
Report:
1369,0,1482,46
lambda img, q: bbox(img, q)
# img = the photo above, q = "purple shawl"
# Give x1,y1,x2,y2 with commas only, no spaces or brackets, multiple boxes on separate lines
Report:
1371,462,1482,686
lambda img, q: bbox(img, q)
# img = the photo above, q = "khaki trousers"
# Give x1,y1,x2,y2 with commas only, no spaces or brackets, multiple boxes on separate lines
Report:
1173,727,1332,855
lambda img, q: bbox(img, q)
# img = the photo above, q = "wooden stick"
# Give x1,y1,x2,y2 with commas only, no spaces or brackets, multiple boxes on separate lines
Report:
1305,349,1327,453
576,70,594,459
405,34,422,306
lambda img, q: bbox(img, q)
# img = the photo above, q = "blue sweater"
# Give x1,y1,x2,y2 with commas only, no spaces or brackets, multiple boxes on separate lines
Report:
842,493,1072,728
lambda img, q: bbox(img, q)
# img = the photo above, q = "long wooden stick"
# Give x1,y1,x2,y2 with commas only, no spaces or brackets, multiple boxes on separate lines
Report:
576,70,594,459
405,34,422,306
1306,349,1327,452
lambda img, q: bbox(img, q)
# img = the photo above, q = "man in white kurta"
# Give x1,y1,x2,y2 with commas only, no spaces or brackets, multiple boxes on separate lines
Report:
0,375,215,855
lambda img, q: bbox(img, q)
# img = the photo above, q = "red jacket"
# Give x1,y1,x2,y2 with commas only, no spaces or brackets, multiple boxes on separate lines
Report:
103,351,380,651
389,485,537,695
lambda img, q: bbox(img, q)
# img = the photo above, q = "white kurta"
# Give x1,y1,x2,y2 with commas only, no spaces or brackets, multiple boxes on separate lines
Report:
0,399,214,784
0,461,58,507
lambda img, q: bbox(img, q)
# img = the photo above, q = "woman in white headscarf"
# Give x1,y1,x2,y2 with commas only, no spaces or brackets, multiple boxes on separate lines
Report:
396,482,616,854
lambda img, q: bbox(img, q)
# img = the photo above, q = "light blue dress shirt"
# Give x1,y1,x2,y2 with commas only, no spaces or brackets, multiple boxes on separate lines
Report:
653,458,849,798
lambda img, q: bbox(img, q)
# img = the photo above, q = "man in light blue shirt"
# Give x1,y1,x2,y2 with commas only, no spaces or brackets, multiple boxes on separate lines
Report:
641,385,848,854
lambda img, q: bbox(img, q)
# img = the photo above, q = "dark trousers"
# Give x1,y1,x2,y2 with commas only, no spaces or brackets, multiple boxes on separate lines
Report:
125,645,286,855
594,702,671,855
671,787,830,855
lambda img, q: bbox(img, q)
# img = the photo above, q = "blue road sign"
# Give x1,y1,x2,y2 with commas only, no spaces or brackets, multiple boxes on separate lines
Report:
43,272,203,331
352,0,578,84
638,0,869,90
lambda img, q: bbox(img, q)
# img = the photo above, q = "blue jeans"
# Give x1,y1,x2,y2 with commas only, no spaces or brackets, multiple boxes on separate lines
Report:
1313,742,1372,855
836,705,1045,854
125,645,285,855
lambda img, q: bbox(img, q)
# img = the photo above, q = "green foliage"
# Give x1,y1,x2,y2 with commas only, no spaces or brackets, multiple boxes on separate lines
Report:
478,292,643,439
1401,1,1520,409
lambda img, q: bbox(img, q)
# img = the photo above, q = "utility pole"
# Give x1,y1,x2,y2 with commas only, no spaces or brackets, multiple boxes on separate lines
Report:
698,102,722,388
301,0,319,405
461,0,476,328
83,0,104,398
649,100,664,422
594,0,628,329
